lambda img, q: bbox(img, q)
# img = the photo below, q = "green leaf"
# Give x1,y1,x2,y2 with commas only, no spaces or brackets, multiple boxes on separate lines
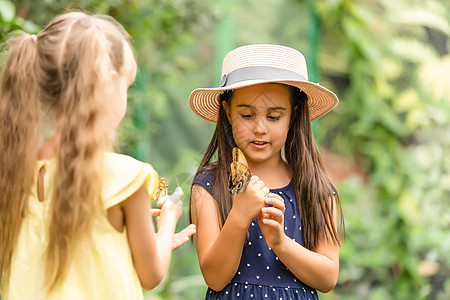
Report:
0,0,15,22
391,37,438,63
397,7,450,36
417,55,450,103
14,17,39,33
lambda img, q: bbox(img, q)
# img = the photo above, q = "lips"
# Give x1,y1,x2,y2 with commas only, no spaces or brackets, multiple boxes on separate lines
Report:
251,140,269,149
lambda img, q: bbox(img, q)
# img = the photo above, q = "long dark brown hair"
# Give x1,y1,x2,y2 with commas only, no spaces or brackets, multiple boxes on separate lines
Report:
0,12,133,291
190,84,344,250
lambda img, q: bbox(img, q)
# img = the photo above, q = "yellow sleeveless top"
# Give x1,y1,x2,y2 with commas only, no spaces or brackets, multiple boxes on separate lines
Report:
1,152,159,300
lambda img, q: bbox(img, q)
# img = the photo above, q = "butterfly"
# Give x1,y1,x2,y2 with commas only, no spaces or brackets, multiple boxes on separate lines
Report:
153,176,168,201
228,147,252,195
152,176,184,206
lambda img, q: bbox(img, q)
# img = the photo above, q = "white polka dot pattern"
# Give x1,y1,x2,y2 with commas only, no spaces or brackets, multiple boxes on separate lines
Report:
197,171,319,300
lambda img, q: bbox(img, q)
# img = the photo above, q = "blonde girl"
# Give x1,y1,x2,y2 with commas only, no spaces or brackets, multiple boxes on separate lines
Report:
189,44,344,299
0,11,194,299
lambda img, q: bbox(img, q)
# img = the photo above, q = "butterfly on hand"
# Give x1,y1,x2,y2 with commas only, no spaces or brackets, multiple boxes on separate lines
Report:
228,147,252,196
153,176,168,201
153,176,183,206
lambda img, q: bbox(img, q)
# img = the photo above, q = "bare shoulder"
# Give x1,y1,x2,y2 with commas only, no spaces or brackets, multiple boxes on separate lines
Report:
191,183,214,203
190,183,219,223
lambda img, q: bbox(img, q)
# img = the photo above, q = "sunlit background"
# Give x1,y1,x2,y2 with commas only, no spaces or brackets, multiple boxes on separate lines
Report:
1,0,449,299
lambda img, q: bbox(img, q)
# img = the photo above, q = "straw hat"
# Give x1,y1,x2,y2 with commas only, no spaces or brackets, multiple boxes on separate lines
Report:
189,44,339,122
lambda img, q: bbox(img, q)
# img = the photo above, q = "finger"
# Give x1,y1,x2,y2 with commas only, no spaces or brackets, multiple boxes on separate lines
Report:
261,186,270,197
172,235,190,250
150,209,161,216
250,175,259,183
161,196,177,209
261,206,284,221
249,179,265,189
177,224,197,237
257,211,270,221
267,192,284,201
174,225,197,241
265,193,285,211
168,186,184,206
261,218,283,228
157,195,169,207
172,225,197,250
155,216,160,230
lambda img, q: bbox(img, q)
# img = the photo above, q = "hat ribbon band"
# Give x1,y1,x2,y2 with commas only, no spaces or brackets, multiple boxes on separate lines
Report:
220,66,307,87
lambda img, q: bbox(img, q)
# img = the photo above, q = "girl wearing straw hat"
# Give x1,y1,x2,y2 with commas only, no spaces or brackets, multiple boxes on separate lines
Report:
189,44,345,299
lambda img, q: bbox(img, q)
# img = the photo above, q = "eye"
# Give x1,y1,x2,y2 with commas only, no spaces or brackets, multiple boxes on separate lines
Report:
267,115,281,121
241,114,253,120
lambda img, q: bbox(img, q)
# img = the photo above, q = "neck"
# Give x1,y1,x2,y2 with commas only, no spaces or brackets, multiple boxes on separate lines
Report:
248,155,291,189
37,134,58,160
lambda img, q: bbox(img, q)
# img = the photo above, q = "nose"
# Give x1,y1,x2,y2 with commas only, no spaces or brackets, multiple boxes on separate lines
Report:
253,116,268,135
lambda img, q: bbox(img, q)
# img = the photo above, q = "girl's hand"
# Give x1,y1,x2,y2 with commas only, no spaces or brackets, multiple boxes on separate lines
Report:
154,192,183,231
232,176,270,223
258,193,286,250
151,193,182,230
152,188,195,249
150,206,182,231
172,224,196,250
150,208,162,230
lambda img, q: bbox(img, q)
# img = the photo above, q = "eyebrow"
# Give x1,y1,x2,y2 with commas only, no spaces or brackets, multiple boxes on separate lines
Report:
236,104,287,111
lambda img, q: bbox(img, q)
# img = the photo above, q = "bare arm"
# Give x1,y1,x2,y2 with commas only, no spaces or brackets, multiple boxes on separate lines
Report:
274,233,339,292
123,183,181,290
191,177,269,291
260,194,340,293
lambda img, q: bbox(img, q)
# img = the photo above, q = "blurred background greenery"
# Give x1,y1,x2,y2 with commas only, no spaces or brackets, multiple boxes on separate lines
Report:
1,0,449,299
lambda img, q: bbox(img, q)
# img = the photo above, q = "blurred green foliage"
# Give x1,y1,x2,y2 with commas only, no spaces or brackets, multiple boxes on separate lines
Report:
314,1,450,299
1,0,449,299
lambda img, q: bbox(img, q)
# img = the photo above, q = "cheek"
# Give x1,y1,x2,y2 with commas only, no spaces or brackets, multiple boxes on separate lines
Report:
275,121,290,144
119,92,127,116
231,118,252,144
110,87,128,128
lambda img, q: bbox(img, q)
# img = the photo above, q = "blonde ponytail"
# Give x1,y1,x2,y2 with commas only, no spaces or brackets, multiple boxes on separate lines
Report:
0,33,41,283
46,22,117,290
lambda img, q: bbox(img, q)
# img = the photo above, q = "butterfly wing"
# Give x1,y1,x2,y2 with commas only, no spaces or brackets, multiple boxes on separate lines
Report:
153,176,168,201
228,147,252,195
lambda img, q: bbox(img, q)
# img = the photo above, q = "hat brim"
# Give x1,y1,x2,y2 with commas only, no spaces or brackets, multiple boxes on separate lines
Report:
189,79,339,122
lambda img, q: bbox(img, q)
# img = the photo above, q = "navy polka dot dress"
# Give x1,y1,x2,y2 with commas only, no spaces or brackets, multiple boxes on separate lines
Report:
193,171,319,300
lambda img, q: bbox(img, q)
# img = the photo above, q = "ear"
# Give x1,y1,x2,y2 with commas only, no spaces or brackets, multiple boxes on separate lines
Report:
110,70,118,80
222,100,232,123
